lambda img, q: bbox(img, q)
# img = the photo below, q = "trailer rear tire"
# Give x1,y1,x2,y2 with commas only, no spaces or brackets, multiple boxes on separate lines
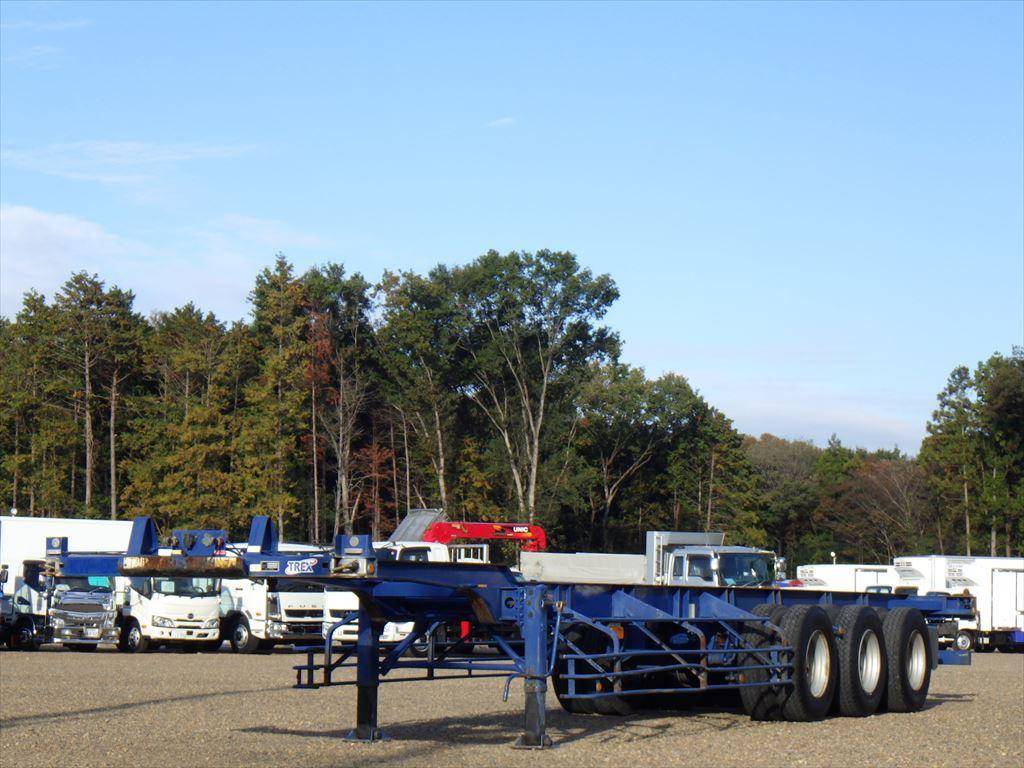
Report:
777,605,838,721
740,604,787,721
833,606,887,717
881,608,931,712
552,625,633,715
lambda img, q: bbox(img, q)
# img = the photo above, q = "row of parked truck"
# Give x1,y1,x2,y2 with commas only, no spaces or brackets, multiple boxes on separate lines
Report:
1,512,1022,654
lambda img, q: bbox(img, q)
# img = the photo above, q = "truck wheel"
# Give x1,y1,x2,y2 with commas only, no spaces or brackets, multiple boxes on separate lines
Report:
552,625,632,715
777,605,838,721
120,620,150,653
954,630,974,652
740,604,788,720
9,617,39,651
833,606,887,717
881,608,931,712
230,617,261,654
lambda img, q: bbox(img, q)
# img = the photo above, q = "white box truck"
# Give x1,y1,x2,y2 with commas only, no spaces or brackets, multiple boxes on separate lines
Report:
894,555,1024,652
794,563,906,593
220,542,327,653
0,515,132,649
519,531,781,588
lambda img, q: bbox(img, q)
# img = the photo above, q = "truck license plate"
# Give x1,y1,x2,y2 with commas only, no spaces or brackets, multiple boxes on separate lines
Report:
84,628,101,639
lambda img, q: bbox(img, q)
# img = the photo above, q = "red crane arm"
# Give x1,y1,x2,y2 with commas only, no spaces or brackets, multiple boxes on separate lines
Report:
421,522,548,552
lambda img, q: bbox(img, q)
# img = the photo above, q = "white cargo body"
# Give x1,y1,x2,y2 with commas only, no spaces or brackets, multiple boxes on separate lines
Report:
0,515,132,597
795,563,904,593
519,552,646,584
894,555,1024,651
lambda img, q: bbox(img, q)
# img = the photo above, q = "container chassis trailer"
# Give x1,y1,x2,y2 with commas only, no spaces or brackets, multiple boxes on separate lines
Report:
45,518,974,749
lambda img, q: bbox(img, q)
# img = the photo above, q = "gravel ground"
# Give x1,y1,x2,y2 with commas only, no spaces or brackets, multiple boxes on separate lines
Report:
1,647,1021,768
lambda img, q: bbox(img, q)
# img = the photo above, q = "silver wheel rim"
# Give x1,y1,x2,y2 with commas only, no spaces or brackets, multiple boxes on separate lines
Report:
806,629,831,698
858,630,882,694
955,633,971,651
129,626,141,649
907,631,927,691
234,624,248,646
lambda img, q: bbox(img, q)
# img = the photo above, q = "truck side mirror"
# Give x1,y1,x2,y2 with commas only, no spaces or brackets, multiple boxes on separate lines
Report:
0,566,7,585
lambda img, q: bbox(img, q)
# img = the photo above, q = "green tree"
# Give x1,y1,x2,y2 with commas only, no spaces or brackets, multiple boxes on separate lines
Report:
454,250,619,523
235,256,309,536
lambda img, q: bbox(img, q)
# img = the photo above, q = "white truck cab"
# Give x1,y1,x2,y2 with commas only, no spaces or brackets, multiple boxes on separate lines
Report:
220,542,329,653
119,574,222,652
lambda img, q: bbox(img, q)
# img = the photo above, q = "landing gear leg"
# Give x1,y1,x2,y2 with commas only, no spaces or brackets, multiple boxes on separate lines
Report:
346,603,386,743
513,585,553,749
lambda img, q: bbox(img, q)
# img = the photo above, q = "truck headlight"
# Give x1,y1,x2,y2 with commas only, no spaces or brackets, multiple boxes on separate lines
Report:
152,616,174,628
50,616,65,628
202,618,220,629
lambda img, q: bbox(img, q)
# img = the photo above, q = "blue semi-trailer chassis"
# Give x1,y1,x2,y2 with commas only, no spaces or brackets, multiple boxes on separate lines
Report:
47,517,974,748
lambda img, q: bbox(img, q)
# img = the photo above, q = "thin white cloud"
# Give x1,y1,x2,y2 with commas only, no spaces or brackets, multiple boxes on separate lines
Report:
207,215,330,251
2,44,61,69
486,116,516,128
0,19,92,31
0,205,329,321
1,141,254,186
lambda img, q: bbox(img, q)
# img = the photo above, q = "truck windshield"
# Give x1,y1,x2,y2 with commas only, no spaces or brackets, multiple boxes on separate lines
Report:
719,554,774,587
152,577,220,597
56,576,113,592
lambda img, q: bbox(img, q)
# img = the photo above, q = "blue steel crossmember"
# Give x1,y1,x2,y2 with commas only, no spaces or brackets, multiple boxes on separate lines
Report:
48,516,975,749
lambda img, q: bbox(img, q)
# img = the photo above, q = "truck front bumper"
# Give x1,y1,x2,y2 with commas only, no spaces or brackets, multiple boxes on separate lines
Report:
266,621,321,642
54,625,120,644
148,626,219,642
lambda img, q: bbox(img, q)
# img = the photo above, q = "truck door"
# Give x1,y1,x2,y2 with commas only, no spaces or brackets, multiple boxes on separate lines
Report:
681,555,715,586
990,569,1024,631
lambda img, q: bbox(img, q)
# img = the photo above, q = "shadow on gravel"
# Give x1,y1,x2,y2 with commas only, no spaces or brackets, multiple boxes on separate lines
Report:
239,704,753,751
0,684,294,729
924,692,976,707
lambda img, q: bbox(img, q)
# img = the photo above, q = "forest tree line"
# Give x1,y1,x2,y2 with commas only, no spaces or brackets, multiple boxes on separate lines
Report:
0,251,1021,564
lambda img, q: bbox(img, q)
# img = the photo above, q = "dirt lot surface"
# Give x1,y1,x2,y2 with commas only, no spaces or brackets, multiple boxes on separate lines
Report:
1,647,1021,768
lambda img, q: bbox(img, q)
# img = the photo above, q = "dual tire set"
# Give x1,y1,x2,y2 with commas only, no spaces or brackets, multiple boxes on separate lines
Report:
741,604,932,721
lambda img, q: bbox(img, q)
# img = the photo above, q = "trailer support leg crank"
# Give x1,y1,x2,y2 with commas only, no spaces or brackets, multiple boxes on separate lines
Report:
513,586,553,749
346,606,386,743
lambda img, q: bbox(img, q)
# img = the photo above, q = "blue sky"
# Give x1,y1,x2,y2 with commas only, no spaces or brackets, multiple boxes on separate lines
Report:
1,1,1021,452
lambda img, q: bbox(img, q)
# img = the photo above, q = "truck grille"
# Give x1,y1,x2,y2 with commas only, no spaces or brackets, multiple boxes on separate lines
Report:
285,609,321,619
59,602,108,613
